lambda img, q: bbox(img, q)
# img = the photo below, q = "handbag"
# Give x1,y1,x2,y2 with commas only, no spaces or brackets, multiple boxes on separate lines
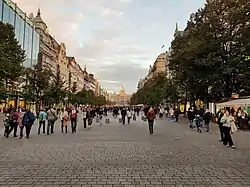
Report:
231,122,237,133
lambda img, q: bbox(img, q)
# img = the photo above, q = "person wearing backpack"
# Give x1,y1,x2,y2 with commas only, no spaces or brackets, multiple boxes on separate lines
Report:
6,108,19,138
38,109,47,134
21,109,35,139
46,107,57,135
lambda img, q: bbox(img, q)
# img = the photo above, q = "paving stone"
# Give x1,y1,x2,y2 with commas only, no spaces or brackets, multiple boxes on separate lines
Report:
0,114,250,186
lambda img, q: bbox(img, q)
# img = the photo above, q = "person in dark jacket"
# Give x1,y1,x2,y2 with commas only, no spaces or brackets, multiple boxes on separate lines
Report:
121,107,127,125
204,109,212,132
174,107,180,122
21,109,35,139
216,109,225,141
187,108,195,129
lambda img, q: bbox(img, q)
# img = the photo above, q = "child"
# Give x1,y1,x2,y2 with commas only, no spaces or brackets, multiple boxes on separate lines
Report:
3,113,10,138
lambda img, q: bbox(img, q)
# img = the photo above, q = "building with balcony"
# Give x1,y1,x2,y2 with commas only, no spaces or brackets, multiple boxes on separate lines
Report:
0,0,40,68
31,8,59,74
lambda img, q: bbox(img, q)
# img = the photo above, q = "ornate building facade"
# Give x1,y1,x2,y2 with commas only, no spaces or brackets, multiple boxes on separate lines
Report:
58,43,69,88
31,9,59,74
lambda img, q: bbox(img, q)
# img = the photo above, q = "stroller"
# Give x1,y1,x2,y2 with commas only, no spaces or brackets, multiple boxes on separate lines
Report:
195,114,203,133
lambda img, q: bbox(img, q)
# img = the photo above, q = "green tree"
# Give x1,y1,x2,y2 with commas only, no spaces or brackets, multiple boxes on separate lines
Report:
0,22,25,93
45,64,67,105
23,62,52,107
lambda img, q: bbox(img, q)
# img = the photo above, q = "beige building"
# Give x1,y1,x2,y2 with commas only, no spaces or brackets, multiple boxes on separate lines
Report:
58,43,69,88
67,57,86,92
137,52,169,90
31,9,59,74
109,87,131,105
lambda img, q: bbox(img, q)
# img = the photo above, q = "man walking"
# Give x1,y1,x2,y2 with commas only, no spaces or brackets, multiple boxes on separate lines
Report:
46,107,57,135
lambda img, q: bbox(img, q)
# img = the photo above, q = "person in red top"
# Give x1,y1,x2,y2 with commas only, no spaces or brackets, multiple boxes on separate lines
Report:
147,107,156,134
6,107,19,138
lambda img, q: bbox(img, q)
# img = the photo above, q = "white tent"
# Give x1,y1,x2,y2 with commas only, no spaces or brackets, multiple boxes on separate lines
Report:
216,98,250,108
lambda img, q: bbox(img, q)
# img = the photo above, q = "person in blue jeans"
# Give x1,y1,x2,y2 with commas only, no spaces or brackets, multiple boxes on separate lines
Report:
38,109,47,134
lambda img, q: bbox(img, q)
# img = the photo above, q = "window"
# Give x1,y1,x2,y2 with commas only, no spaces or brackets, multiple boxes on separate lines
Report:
9,7,15,26
19,17,24,48
14,15,21,44
23,24,32,67
32,31,39,66
0,0,3,22
2,2,10,23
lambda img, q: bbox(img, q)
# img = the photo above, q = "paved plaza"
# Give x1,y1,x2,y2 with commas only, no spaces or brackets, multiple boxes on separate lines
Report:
0,114,250,187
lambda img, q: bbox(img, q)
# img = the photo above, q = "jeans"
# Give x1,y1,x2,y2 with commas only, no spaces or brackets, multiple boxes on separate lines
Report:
127,117,131,124
61,120,67,133
218,123,224,140
205,121,210,131
71,118,77,132
122,115,126,125
20,124,32,138
7,122,18,137
83,118,87,128
47,120,55,134
189,119,194,129
148,120,154,134
38,120,46,134
222,126,234,146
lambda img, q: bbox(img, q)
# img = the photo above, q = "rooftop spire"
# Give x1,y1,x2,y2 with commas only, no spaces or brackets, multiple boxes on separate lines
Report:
37,8,41,16
174,22,179,34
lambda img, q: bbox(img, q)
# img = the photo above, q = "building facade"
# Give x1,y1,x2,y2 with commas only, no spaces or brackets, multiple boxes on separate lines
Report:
58,42,69,87
31,8,59,74
0,0,40,67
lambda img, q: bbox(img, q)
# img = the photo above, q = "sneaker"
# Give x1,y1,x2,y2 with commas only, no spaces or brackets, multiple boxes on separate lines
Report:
231,145,236,149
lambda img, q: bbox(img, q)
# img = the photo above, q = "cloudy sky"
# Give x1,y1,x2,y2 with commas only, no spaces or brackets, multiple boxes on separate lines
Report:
13,0,206,94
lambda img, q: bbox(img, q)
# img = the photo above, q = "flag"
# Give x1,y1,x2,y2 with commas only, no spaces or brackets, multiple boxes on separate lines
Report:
161,45,164,49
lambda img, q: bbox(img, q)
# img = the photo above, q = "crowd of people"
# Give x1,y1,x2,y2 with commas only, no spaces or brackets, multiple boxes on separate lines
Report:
2,104,244,149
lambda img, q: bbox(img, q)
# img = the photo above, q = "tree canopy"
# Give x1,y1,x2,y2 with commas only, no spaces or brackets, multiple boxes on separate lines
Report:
131,0,250,107
0,22,25,91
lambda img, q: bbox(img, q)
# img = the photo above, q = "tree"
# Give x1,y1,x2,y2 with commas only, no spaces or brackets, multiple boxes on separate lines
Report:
169,0,250,106
130,73,177,106
44,64,67,105
23,62,52,107
0,22,25,93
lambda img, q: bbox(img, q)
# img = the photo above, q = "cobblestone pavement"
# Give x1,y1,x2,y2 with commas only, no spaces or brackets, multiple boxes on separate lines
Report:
0,114,250,187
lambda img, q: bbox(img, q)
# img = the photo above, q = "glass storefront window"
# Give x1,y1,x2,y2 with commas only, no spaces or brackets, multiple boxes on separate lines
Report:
2,2,10,23
0,0,3,22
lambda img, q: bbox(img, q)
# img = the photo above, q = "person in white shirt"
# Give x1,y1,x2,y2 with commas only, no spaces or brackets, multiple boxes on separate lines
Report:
82,108,87,128
127,108,132,124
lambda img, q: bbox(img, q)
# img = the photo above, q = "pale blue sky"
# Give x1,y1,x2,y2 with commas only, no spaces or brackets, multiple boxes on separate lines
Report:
15,0,206,93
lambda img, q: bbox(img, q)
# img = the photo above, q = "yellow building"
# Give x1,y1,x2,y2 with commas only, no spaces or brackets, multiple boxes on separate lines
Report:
109,87,131,105
58,43,69,88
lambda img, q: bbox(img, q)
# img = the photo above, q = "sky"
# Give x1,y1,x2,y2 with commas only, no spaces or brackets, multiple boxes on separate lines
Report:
12,0,206,94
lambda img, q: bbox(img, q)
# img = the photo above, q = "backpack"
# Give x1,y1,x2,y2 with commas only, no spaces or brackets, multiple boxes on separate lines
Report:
9,111,15,122
23,112,35,125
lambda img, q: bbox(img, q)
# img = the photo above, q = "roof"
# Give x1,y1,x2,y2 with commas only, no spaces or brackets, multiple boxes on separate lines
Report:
216,98,250,108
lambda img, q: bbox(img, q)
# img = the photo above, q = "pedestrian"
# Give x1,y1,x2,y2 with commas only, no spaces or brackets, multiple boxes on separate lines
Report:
46,106,57,135
127,108,132,124
60,108,69,133
121,107,126,125
70,106,78,133
38,109,46,135
174,107,180,122
220,110,236,148
187,107,195,129
204,108,212,132
216,109,225,142
146,107,156,134
82,107,87,128
6,108,19,138
21,109,35,139
18,108,25,139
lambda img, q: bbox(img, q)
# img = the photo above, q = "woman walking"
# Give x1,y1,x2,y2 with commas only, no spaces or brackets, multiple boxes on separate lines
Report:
60,108,69,133
221,110,236,149
146,107,156,134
